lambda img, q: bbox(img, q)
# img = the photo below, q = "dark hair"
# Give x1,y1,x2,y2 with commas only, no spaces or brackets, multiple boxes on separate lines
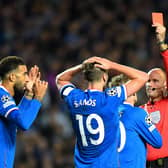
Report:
0,56,25,79
83,62,107,82
108,74,129,87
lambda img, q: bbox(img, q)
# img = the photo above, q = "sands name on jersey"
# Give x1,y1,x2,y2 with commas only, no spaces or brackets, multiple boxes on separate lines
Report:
74,99,96,108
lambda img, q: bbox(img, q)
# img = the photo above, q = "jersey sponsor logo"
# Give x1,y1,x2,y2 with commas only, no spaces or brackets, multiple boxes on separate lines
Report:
145,114,153,125
1,95,10,103
3,100,15,108
107,86,121,97
74,99,96,108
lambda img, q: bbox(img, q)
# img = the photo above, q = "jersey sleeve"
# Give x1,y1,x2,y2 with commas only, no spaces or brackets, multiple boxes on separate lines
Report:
0,89,42,130
134,108,162,148
0,89,41,130
58,84,78,108
60,84,76,97
0,92,18,117
59,84,77,105
13,97,41,130
106,85,127,102
161,50,168,88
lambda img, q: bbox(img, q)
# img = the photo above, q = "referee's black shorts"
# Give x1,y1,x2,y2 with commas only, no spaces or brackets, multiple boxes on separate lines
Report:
146,157,168,168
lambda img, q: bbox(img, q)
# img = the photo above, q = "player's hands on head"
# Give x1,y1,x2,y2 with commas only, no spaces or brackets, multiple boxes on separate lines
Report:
83,56,113,71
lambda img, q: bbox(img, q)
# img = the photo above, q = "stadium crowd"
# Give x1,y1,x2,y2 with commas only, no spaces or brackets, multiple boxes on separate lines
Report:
0,0,168,167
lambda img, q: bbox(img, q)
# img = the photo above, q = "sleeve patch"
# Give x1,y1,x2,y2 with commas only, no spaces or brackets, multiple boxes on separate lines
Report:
107,86,121,97
149,124,156,132
62,87,74,96
145,114,153,125
3,101,16,108
1,95,10,103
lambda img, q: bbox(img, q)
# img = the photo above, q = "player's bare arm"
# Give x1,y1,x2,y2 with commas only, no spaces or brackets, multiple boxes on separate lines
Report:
84,56,149,97
56,64,83,89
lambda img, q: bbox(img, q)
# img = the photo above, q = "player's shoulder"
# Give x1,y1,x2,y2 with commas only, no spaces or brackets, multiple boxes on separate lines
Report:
122,105,146,119
105,85,124,97
160,97,168,104
131,106,148,122
134,106,146,112
0,86,17,118
0,86,10,97
134,106,147,114
60,84,78,96
0,86,14,107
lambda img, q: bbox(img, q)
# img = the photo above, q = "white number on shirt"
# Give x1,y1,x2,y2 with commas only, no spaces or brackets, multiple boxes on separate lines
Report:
118,121,126,152
76,114,105,146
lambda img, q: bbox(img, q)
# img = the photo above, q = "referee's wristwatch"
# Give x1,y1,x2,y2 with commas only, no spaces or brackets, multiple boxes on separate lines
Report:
158,41,168,52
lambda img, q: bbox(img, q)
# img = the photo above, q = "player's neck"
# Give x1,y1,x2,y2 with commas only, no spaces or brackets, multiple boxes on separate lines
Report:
125,99,135,106
2,81,15,96
88,82,104,91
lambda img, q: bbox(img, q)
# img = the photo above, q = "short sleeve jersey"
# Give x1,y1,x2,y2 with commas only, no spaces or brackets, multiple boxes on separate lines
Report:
140,50,168,160
60,84,127,168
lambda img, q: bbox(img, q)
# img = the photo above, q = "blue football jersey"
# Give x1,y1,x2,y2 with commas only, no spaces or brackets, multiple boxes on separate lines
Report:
0,86,41,168
60,84,127,168
118,103,162,168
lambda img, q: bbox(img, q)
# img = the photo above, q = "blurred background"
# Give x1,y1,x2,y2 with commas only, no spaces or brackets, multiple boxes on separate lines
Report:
0,0,168,167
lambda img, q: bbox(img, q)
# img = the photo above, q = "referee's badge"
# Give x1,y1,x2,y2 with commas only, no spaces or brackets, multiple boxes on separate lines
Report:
150,111,160,124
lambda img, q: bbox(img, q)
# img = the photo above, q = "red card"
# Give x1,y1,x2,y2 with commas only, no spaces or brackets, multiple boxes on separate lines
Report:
152,12,164,25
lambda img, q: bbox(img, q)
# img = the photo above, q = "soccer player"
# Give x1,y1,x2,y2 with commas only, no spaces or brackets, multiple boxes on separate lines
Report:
55,56,148,168
108,74,162,168
0,56,48,168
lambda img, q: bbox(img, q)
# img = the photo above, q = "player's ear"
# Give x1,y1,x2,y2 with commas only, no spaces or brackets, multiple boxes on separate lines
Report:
103,73,108,84
163,81,167,91
8,73,16,82
163,81,167,98
163,81,166,87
